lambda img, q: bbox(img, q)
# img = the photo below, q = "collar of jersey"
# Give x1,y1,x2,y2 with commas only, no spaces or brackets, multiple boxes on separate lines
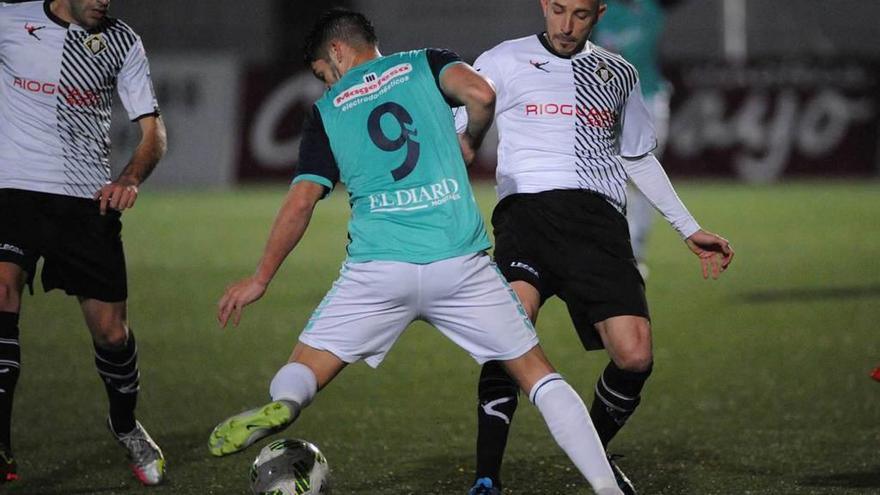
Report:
43,0,69,28
43,0,100,32
537,32,594,60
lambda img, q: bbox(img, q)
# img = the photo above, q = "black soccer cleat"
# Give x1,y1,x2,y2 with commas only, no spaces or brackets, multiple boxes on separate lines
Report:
467,477,501,495
608,454,636,495
0,443,18,483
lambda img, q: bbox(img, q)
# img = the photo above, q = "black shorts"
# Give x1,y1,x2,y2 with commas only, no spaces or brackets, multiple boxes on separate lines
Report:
0,188,127,302
491,189,649,350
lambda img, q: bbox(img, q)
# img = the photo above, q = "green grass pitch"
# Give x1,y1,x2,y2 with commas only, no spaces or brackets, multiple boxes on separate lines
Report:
6,180,879,494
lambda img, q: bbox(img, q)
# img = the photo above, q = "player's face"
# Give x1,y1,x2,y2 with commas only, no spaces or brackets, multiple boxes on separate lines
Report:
540,0,606,56
310,59,337,88
67,0,110,29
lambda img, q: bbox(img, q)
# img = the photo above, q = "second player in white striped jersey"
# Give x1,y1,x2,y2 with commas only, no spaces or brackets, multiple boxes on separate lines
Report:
0,0,158,198
463,34,657,212
458,3,734,494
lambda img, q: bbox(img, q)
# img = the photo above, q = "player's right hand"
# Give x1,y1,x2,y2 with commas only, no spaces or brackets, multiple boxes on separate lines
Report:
218,277,268,328
458,133,477,166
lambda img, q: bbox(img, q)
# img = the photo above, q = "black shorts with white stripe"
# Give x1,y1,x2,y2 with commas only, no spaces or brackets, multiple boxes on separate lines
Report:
0,188,127,302
491,189,649,350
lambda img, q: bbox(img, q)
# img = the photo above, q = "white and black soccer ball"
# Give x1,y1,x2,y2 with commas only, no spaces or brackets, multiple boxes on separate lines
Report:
250,439,331,495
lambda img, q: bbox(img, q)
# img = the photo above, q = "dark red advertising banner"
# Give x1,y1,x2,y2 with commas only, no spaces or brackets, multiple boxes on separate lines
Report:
237,67,326,181
664,59,880,180
237,59,880,182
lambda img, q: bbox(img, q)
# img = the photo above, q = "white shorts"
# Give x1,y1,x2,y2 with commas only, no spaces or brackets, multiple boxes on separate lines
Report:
298,252,538,368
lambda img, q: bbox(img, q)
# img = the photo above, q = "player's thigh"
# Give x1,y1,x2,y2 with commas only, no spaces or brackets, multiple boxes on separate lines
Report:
501,344,556,394
288,342,347,390
0,189,41,309
510,280,540,323
40,195,128,302
552,194,649,350
422,253,538,364
298,261,418,368
594,315,653,371
79,297,128,346
491,195,553,304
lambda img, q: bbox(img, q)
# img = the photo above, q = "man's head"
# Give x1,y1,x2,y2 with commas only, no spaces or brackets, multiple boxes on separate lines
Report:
52,0,110,29
540,0,607,56
304,8,379,86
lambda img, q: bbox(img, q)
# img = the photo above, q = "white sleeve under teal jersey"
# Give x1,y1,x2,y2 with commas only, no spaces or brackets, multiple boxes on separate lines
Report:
0,1,159,198
293,48,491,264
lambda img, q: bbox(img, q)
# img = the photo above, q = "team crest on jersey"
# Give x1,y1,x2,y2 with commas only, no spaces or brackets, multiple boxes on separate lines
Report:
595,61,614,83
83,34,107,56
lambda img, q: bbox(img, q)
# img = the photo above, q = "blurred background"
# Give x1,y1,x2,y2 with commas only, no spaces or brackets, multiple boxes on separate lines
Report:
4,2,879,493
95,0,879,187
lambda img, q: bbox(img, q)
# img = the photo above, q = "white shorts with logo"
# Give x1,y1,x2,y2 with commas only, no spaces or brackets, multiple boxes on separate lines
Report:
298,252,538,368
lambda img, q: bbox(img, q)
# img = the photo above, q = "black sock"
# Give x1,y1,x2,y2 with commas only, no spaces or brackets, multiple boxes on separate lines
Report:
0,312,21,450
590,360,653,448
474,360,519,487
94,330,139,435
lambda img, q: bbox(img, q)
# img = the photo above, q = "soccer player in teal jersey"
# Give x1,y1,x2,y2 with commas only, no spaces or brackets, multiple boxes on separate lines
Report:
208,9,623,494
593,0,683,275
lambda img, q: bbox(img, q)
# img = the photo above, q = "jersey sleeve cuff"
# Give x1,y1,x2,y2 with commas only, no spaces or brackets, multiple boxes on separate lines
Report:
291,174,333,197
676,218,701,239
131,110,161,122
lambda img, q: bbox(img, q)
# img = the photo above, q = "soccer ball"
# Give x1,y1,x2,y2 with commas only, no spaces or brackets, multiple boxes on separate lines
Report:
250,439,331,495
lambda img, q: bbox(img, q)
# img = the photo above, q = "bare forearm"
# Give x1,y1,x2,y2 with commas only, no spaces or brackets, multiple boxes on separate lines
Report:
118,117,166,185
463,99,494,150
254,191,318,286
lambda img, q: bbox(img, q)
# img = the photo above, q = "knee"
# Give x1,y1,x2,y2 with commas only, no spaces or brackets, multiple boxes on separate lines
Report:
91,319,129,349
0,282,21,312
612,340,653,372
615,352,653,373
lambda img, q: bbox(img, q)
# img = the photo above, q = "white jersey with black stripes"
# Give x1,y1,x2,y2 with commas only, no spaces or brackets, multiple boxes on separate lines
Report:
455,34,656,213
0,1,158,198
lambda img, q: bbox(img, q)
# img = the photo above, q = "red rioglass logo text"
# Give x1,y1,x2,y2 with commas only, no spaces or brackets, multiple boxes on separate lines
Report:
525,103,616,128
13,77,100,107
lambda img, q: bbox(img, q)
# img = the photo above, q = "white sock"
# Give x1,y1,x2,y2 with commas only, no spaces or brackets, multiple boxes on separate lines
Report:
269,362,318,408
530,373,621,495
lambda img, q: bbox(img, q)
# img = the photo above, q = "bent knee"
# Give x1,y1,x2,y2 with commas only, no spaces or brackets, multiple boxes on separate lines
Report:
0,282,22,312
611,338,653,372
91,322,129,349
614,352,653,373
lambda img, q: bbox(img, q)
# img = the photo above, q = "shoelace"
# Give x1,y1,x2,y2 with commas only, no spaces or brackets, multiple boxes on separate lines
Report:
118,431,157,465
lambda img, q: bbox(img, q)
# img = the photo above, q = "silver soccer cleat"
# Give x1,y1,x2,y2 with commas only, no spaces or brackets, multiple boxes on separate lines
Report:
109,419,166,486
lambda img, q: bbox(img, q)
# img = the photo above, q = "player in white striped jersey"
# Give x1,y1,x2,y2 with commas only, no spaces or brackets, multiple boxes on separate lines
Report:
0,0,165,486
457,1,733,494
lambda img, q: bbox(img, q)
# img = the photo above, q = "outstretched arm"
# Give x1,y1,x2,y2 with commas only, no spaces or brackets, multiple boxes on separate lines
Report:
218,180,325,327
624,153,734,278
94,115,167,215
439,63,496,165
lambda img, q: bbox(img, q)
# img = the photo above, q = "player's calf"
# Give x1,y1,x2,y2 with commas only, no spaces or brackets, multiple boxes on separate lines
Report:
590,361,653,447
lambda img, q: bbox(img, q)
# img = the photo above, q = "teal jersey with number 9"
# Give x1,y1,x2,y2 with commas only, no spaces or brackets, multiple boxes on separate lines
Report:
309,49,491,264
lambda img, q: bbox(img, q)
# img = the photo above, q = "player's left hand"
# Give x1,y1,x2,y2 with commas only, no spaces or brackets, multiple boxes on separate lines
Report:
685,229,734,279
94,176,139,215
218,277,268,328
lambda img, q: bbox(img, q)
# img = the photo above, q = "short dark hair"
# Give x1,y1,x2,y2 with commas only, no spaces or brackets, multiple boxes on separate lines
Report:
303,8,378,66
